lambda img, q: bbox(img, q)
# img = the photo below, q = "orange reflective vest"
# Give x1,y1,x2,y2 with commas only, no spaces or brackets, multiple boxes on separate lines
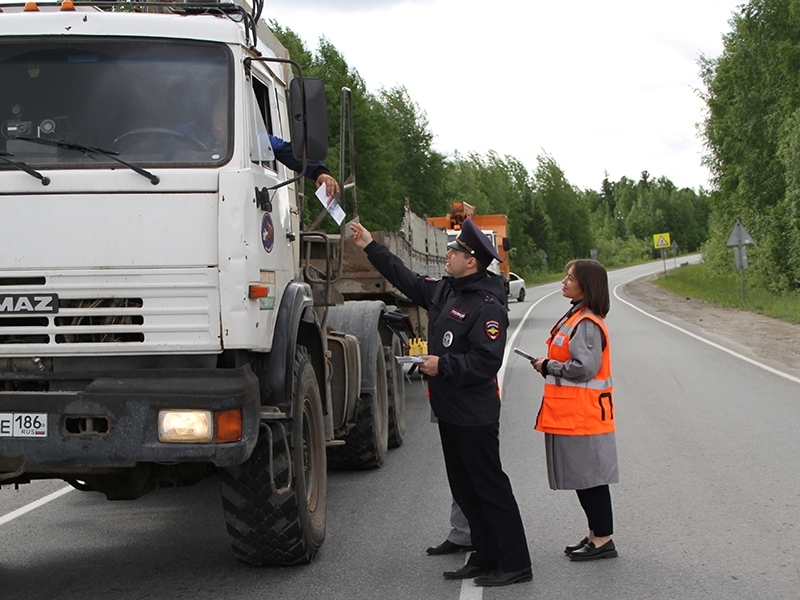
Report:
535,308,614,436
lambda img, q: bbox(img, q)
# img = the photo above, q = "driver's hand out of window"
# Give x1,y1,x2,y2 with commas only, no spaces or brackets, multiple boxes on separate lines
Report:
315,173,340,196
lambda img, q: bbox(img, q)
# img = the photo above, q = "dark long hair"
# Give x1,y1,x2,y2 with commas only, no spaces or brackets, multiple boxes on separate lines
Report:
566,259,610,317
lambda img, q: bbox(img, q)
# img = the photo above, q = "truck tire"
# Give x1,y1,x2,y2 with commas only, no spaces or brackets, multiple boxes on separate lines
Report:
327,330,389,469
65,478,94,492
386,334,406,448
220,346,327,566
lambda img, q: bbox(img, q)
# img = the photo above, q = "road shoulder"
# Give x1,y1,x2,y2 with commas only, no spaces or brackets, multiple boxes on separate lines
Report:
624,274,800,377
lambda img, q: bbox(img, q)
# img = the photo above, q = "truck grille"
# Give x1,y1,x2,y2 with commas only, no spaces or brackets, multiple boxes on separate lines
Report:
53,298,145,344
0,270,220,353
1,298,144,345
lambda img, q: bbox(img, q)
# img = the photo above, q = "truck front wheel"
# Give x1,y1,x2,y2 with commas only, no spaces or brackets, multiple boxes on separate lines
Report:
220,346,327,566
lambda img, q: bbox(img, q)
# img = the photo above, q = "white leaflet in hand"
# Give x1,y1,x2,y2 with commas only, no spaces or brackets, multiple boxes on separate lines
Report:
315,182,346,225
395,356,426,364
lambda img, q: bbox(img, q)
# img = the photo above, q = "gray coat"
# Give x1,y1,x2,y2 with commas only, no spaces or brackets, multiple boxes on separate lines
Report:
541,317,619,490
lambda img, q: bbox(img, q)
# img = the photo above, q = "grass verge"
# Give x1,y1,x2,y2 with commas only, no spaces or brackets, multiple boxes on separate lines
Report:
653,262,800,325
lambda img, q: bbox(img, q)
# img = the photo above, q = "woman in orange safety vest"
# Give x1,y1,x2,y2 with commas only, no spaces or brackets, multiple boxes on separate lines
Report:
530,259,619,561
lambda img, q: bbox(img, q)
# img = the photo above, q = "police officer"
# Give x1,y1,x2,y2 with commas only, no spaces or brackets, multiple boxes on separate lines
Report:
349,217,532,587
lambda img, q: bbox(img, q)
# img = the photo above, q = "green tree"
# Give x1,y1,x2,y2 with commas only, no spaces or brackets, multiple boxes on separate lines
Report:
379,87,447,220
269,26,446,232
269,21,711,276
700,0,800,291
532,154,592,268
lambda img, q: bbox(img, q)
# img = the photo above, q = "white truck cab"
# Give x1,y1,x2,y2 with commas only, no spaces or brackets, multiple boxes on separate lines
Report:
0,0,414,567
0,0,307,452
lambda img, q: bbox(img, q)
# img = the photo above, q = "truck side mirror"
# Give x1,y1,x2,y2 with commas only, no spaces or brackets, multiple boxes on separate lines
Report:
289,77,328,162
502,237,510,252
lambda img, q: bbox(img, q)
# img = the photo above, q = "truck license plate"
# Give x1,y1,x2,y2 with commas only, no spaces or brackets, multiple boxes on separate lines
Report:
0,413,47,437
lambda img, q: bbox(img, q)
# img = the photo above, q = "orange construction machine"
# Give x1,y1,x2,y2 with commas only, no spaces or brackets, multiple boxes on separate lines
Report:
427,201,510,280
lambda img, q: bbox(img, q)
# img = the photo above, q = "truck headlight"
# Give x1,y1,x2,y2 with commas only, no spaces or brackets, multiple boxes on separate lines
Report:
158,410,213,443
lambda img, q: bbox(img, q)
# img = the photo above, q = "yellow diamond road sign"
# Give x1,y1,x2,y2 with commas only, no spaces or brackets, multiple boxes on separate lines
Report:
653,232,671,248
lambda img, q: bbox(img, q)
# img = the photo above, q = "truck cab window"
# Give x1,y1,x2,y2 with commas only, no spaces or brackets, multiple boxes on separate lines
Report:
0,39,232,169
249,77,276,169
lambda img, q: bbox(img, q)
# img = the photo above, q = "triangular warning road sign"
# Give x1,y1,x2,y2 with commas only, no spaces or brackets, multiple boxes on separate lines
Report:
726,219,754,247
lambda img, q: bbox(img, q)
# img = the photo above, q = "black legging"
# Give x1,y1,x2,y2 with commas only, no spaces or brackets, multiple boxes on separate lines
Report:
575,485,613,537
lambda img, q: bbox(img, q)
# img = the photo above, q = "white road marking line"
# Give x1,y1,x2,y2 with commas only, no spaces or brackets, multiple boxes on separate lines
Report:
460,577,484,599
459,551,482,600
499,289,559,397
0,485,73,527
614,279,800,386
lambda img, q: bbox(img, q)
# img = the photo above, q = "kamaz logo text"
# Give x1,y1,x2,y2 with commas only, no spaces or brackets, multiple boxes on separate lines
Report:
0,294,59,314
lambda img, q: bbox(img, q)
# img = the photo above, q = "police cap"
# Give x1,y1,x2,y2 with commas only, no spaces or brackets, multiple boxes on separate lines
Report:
447,217,504,266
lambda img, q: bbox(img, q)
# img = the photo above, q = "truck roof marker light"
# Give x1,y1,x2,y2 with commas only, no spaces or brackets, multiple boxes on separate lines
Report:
61,0,76,10
214,409,242,443
158,409,213,443
248,285,269,299
24,1,39,11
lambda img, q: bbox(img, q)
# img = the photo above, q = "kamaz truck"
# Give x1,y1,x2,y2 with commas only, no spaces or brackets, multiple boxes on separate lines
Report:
0,0,447,566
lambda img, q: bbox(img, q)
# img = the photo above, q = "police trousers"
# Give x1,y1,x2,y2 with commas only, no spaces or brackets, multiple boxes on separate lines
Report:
438,420,531,572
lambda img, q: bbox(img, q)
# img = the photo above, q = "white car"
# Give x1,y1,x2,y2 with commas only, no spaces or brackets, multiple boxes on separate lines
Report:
508,272,526,302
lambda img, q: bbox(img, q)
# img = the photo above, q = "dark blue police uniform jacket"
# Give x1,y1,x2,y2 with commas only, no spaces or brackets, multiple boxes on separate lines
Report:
364,241,508,426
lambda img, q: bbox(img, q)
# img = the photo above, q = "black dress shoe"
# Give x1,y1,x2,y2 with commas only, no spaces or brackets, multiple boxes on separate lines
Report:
426,540,473,555
473,567,533,587
443,564,494,580
564,536,589,555
569,539,618,561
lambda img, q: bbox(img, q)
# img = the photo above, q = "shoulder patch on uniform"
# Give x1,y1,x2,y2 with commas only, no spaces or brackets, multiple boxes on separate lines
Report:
481,291,495,303
485,320,501,340
449,307,467,321
425,277,441,282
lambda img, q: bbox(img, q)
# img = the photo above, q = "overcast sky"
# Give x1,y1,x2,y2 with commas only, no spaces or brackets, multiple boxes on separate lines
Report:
266,0,742,192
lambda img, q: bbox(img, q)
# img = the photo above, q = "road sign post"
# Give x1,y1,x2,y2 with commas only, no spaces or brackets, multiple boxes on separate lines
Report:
653,232,671,276
726,219,754,301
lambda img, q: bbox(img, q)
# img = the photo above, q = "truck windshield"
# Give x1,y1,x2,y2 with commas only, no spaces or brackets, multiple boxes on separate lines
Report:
0,38,232,170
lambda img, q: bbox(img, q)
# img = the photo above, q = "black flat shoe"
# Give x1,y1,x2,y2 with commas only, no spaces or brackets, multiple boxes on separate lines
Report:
427,540,474,555
443,564,494,580
473,567,533,587
564,536,589,555
569,539,618,561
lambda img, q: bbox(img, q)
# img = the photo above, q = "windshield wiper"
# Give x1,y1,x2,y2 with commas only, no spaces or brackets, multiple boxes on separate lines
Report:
16,136,160,185
0,150,50,186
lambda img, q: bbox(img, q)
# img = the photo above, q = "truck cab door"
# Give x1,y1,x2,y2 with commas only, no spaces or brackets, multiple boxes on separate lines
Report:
246,73,293,350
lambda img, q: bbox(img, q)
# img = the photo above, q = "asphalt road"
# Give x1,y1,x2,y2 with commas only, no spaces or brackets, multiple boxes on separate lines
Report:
3,258,799,599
